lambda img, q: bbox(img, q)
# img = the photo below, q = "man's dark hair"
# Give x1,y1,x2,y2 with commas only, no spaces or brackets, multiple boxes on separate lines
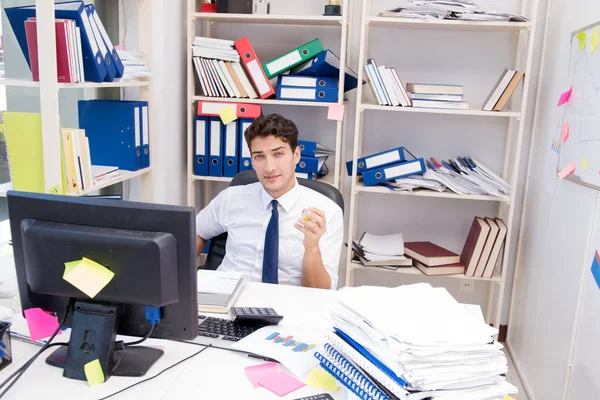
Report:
244,113,298,152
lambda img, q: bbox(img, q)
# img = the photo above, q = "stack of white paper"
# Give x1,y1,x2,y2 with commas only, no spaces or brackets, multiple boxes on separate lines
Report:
117,49,151,80
357,232,409,263
328,283,517,399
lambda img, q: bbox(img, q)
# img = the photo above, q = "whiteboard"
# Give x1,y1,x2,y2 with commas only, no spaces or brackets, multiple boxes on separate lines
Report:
558,21,600,189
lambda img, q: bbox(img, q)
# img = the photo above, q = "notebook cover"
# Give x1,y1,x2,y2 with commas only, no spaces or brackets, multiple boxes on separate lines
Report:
403,242,460,267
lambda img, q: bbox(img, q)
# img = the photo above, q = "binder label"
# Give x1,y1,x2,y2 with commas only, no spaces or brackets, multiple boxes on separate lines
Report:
384,162,419,179
195,121,206,154
266,51,302,75
211,121,221,155
247,60,271,95
134,108,141,147
366,151,400,169
280,87,316,100
142,106,149,144
225,122,236,156
280,76,317,87
80,10,99,55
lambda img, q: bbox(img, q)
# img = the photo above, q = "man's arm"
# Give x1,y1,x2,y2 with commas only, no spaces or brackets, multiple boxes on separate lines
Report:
195,190,228,258
294,207,334,289
196,235,208,257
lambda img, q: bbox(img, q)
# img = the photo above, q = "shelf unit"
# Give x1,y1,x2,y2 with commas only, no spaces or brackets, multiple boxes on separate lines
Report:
345,0,539,329
2,0,154,201
186,1,350,208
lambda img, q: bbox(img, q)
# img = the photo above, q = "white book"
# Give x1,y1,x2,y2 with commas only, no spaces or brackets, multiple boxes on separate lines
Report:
378,66,400,106
232,62,258,99
390,67,412,106
196,270,246,314
218,60,241,98
368,59,392,105
193,36,235,48
213,59,235,98
193,57,208,96
482,68,516,111
75,25,85,82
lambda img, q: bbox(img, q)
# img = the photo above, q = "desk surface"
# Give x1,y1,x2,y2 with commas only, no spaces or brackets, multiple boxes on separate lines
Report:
0,283,343,400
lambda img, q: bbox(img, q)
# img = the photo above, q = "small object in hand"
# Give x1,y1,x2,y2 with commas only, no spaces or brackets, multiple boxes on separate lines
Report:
201,0,216,13
254,0,270,14
301,208,312,221
323,0,341,16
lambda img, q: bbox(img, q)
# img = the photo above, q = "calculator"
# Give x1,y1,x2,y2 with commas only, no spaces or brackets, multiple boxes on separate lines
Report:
231,307,283,326
292,394,334,400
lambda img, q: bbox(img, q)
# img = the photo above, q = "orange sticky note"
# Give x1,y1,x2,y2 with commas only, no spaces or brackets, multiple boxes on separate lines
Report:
63,258,115,298
23,308,61,342
557,162,576,179
84,359,105,387
591,26,599,54
561,121,570,142
218,106,237,125
577,31,587,51
327,104,345,121
557,87,572,107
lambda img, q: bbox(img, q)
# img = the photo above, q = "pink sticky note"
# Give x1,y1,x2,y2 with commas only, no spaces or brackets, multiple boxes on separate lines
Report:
557,162,576,179
561,121,570,142
327,104,345,121
23,308,61,342
115,44,124,51
557,87,572,107
245,362,279,388
257,371,305,397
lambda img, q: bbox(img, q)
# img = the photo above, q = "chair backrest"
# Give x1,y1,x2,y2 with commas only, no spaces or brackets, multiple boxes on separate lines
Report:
202,170,344,271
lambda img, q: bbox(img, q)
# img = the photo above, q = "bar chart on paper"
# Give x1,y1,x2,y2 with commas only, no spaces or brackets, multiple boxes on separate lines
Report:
265,332,316,353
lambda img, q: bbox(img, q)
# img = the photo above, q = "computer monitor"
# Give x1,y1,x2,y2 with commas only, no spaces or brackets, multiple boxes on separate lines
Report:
7,191,198,382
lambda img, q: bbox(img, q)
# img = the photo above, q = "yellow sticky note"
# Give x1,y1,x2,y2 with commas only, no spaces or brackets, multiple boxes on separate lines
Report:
504,396,516,400
84,359,105,387
577,31,587,51
47,185,61,194
582,157,589,171
591,26,599,54
218,106,237,125
63,257,115,298
306,367,339,391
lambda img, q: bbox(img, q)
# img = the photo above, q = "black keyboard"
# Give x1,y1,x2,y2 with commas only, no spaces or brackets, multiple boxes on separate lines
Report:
197,315,262,342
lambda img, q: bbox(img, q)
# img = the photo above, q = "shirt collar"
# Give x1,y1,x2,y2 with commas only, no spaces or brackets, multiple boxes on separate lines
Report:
261,179,300,213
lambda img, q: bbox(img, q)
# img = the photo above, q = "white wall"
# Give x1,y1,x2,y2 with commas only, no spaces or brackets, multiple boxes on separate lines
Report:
507,0,600,398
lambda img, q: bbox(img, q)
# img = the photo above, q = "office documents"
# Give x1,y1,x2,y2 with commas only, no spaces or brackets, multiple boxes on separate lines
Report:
291,49,361,92
78,100,146,171
320,283,517,399
352,232,412,268
234,36,275,99
362,158,426,186
194,116,210,176
196,270,245,314
298,140,334,158
262,39,324,79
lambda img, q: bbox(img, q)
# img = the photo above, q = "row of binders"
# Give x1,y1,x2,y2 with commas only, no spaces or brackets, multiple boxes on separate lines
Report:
346,147,426,187
192,36,360,102
6,1,125,83
193,100,335,178
320,283,517,399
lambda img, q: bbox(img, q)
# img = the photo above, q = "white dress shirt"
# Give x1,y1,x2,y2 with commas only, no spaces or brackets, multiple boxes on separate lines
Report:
196,180,343,289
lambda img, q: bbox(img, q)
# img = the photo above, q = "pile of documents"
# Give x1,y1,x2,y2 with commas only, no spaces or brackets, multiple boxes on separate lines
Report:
407,83,468,110
379,0,528,22
391,157,510,197
365,58,412,107
295,140,334,181
117,49,151,81
318,283,517,399
352,232,412,268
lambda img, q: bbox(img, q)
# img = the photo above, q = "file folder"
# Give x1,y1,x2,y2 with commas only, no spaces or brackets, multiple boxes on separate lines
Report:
298,140,334,157
276,86,338,102
140,102,150,168
291,49,361,92
78,100,142,171
5,1,108,82
346,147,414,176
194,116,210,176
277,75,339,89
234,36,275,99
297,155,328,174
86,4,124,79
223,120,239,177
238,118,253,172
262,39,324,79
85,4,116,81
197,100,261,118
362,158,426,186
208,117,223,177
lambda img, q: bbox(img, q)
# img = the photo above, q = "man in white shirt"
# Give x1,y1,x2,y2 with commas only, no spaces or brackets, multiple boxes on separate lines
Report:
195,114,343,289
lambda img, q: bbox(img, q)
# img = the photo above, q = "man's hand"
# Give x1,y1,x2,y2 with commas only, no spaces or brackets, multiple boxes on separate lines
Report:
294,207,327,251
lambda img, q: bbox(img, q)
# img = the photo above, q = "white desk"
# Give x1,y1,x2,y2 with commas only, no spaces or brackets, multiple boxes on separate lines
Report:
0,283,343,400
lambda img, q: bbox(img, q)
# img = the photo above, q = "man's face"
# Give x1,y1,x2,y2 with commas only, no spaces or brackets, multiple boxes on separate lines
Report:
250,135,300,199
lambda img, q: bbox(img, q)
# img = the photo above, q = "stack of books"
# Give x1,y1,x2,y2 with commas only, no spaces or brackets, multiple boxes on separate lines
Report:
295,140,334,180
117,49,151,81
364,58,412,107
351,232,412,269
461,216,508,278
407,83,469,110
346,146,426,186
404,241,465,276
482,68,524,111
321,283,518,399
193,36,360,102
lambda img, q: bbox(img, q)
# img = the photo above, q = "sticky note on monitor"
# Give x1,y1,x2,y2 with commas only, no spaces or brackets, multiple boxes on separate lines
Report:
84,359,105,387
63,258,115,298
23,308,61,342
577,31,587,51
218,106,237,125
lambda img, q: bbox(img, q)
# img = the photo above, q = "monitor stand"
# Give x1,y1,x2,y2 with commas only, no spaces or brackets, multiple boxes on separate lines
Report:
45,301,163,381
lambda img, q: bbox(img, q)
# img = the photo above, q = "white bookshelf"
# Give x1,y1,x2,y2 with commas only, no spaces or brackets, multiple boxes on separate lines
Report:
186,0,351,208
344,0,540,330
4,0,154,201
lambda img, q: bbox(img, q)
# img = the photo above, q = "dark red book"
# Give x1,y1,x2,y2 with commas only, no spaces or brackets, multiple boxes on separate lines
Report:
24,19,72,83
461,217,491,276
404,241,460,267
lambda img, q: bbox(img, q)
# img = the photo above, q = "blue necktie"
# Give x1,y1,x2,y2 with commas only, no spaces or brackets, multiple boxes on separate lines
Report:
262,199,279,284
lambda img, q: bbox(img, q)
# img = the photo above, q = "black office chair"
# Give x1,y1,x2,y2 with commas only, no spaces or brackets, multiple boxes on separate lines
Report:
201,170,344,271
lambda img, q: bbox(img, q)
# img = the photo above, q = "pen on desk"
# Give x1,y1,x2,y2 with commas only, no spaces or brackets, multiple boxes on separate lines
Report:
247,353,278,363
